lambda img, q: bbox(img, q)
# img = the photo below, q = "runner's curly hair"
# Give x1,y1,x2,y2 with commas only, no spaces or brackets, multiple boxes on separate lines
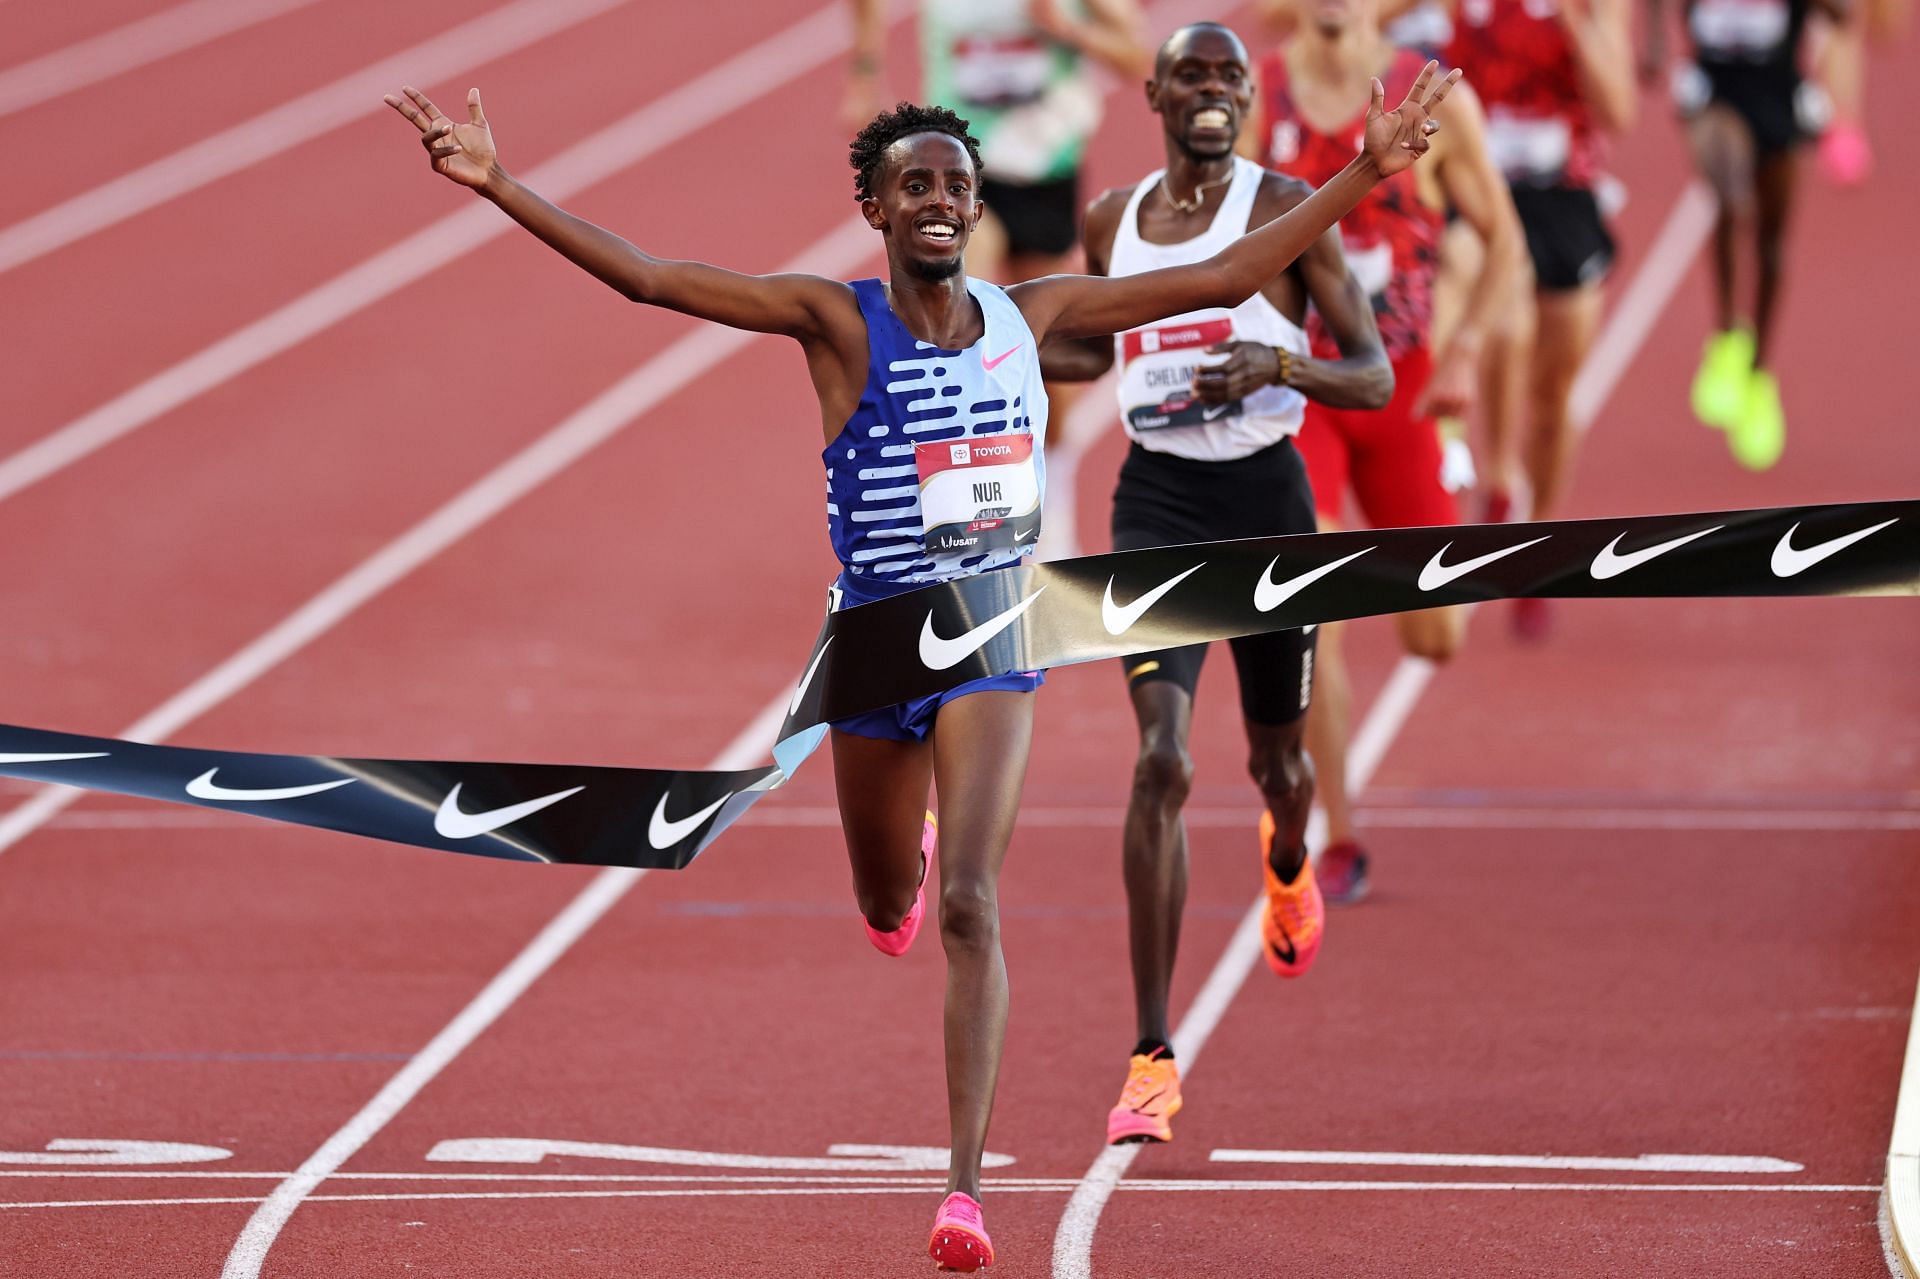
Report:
848,103,983,201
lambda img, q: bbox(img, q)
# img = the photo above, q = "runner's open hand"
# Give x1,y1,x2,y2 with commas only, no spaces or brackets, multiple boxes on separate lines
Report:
384,86,496,189
1361,60,1462,178
1193,341,1283,403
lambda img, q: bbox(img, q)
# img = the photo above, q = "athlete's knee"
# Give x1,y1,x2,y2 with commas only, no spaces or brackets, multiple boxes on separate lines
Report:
1247,735,1313,819
856,880,918,934
938,877,1000,953
1131,730,1194,811
1403,611,1465,663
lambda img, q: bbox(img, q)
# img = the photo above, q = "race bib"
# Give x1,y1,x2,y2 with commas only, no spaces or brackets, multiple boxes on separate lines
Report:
1485,109,1573,181
1689,0,1790,53
1118,316,1240,431
915,435,1041,555
951,35,1052,108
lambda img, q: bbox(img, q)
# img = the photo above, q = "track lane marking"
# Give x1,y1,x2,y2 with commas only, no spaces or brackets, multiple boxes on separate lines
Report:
1050,179,1718,1279
0,0,635,273
0,0,325,119
1885,968,1920,1275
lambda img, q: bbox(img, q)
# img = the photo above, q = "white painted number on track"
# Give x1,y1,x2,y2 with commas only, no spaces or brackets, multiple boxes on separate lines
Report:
426,1138,1014,1172
0,1140,233,1166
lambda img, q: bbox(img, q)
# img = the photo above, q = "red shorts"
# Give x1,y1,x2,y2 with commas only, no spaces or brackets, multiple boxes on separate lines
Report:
1296,347,1459,528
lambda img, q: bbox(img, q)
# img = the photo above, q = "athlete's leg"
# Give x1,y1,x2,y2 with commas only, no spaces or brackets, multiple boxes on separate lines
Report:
1688,105,1758,331
1246,716,1313,879
832,728,937,931
1752,146,1800,369
1523,282,1604,523
1302,518,1357,848
1396,604,1466,663
928,688,1034,1199
1481,265,1536,510
1121,677,1196,1049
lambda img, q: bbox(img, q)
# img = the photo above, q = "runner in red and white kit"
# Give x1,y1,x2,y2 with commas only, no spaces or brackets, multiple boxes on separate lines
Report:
1448,0,1635,638
1246,0,1523,901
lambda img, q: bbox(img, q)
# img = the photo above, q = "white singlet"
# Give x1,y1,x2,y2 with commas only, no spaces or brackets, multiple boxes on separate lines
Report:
1107,156,1310,463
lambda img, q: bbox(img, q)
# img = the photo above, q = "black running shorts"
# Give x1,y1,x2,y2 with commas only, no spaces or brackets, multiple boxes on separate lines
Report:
1109,438,1319,726
1509,183,1616,293
980,174,1081,259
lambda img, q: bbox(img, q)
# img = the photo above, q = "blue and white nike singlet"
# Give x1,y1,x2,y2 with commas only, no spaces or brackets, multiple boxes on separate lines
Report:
825,278,1048,594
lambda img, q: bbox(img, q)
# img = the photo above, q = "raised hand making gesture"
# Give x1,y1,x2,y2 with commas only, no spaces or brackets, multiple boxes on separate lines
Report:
1362,60,1463,177
384,85,496,189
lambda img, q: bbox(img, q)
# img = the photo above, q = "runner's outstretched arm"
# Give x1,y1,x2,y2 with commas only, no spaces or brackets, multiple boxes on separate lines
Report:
383,86,849,340
1012,64,1461,343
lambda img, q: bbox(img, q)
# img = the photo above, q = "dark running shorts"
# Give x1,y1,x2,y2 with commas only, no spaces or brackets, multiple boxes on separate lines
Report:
980,174,1081,259
1509,183,1616,292
1110,437,1318,726
1703,61,1809,155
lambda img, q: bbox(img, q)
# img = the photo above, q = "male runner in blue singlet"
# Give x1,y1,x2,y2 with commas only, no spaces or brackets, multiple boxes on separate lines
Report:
385,75,1457,1270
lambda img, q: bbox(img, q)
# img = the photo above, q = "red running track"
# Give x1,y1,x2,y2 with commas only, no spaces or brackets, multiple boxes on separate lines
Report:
0,3,1915,1276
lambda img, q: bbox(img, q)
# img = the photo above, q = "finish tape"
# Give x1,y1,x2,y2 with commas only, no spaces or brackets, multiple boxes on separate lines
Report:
2,500,1912,869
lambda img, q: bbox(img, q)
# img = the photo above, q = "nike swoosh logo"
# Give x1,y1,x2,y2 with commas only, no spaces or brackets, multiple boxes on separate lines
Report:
1417,535,1550,591
1253,547,1374,613
1589,525,1723,580
434,783,585,840
185,768,356,803
918,588,1046,671
1269,930,1298,966
982,344,1023,371
788,637,832,717
0,752,109,764
647,790,734,850
1102,563,1205,635
1770,518,1898,577
1201,402,1231,421
1015,525,1035,540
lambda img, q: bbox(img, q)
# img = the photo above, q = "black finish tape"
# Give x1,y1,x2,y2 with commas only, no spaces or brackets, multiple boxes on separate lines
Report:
2,501,1912,869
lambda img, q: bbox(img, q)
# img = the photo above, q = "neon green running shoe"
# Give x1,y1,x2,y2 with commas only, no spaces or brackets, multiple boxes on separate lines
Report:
1728,369,1786,471
1691,329,1754,430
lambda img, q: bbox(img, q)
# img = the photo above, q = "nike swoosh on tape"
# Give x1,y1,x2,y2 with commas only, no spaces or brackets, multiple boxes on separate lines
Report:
647,790,734,850
434,783,585,840
1253,547,1374,613
0,752,109,764
918,588,1046,671
1417,535,1550,591
788,637,833,717
1769,518,1898,577
185,768,356,803
982,344,1023,371
1589,525,1723,580
1101,563,1205,635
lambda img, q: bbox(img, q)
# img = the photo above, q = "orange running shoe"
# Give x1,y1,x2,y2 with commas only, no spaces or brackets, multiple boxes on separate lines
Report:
865,812,935,958
1106,1048,1183,1144
1259,809,1324,977
928,1191,994,1271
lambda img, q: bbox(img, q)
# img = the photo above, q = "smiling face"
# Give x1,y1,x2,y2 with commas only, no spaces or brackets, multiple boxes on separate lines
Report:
1147,25,1255,162
863,132,982,282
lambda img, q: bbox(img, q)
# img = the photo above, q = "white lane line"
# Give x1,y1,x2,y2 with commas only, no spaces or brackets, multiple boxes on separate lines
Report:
1050,179,1719,1279
0,1,863,510
1210,1150,1802,1174
4,1181,1882,1212
0,0,633,274
0,0,325,119
202,219,874,1279
1885,969,1920,1276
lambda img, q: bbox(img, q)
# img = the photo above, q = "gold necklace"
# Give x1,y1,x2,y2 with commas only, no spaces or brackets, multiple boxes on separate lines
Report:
1159,170,1233,213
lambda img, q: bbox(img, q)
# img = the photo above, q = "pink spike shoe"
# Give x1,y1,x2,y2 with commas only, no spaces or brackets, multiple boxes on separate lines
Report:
864,811,936,957
928,1190,994,1271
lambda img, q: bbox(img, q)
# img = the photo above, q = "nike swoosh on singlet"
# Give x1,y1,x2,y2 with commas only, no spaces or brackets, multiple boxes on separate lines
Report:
185,768,356,803
0,752,109,764
434,783,585,840
1253,547,1374,613
1417,536,1550,592
1101,564,1205,636
788,637,833,717
918,588,1046,671
982,344,1023,371
1589,525,1723,580
1769,518,1898,577
647,790,734,851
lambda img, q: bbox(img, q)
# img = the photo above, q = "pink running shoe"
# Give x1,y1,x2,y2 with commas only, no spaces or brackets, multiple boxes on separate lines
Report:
1818,122,1872,187
864,811,935,957
928,1191,994,1271
1318,839,1372,906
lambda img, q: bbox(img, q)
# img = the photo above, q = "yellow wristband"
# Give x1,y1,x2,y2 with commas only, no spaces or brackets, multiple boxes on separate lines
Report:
1272,346,1294,387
